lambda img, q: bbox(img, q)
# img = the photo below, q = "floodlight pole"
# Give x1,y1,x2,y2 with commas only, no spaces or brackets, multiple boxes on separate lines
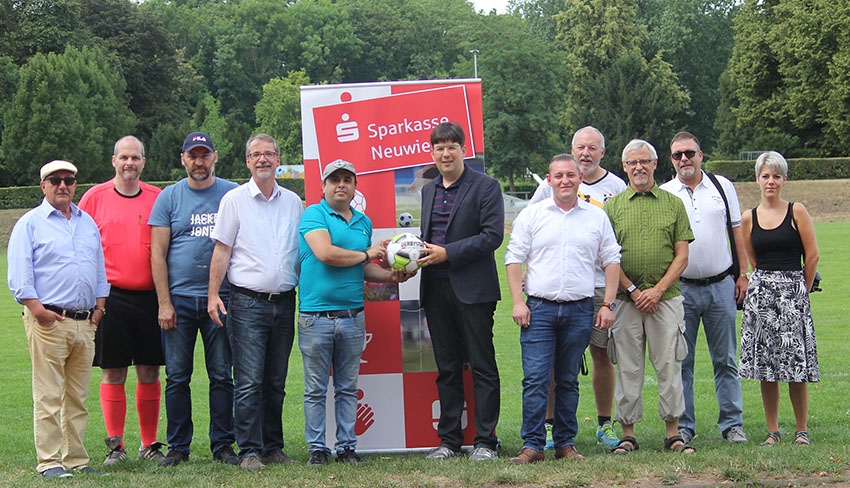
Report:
470,49,479,78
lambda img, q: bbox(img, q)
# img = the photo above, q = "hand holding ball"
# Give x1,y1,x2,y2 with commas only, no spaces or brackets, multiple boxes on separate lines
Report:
386,233,424,272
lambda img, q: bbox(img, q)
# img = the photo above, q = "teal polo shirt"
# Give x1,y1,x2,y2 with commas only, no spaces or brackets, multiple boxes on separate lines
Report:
298,199,372,312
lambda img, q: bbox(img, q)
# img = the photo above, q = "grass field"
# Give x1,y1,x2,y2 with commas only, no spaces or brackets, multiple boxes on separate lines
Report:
0,222,848,487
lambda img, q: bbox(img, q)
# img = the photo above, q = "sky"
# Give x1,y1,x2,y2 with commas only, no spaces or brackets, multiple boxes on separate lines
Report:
471,0,509,14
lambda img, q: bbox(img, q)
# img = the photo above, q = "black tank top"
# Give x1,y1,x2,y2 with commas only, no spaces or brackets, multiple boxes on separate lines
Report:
751,201,804,271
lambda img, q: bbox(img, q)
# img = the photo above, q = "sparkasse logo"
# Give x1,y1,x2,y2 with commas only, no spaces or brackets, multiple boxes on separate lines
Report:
336,113,359,142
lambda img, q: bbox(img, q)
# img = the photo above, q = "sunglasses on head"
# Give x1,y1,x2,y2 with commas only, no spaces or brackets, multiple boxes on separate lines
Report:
671,150,697,161
46,176,76,186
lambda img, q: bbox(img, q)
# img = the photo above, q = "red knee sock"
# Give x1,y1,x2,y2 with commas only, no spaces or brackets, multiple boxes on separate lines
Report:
136,381,161,448
100,382,127,448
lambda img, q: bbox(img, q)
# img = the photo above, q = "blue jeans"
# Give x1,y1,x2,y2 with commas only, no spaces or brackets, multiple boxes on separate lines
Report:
520,296,593,452
161,295,235,454
680,276,744,436
298,310,366,454
227,290,295,458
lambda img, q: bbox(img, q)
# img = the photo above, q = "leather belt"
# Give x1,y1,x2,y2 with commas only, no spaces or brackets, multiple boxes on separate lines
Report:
231,284,295,302
680,269,730,286
304,307,364,319
44,304,93,321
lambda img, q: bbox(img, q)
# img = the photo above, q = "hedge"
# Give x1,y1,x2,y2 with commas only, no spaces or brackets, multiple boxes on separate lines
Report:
704,158,850,182
0,178,305,210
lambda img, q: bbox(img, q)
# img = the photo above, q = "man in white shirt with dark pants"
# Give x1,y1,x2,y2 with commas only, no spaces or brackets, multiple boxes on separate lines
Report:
660,131,749,444
207,134,303,470
506,154,621,463
529,127,626,448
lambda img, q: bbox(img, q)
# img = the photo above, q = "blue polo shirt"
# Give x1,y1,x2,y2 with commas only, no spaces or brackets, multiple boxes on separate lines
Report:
298,199,372,312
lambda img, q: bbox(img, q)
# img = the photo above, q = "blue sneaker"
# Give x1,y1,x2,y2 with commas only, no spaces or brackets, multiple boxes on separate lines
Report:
544,422,555,450
596,420,620,448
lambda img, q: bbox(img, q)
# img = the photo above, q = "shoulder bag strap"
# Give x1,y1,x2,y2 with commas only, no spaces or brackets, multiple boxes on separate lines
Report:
705,171,739,280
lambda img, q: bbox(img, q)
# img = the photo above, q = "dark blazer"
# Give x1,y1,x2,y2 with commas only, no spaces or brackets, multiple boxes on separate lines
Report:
420,164,504,305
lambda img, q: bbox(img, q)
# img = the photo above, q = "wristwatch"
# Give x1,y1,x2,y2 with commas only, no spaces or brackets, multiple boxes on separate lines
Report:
626,284,638,294
602,302,616,311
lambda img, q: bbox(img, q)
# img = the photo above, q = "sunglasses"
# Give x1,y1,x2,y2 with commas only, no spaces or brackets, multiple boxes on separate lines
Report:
46,176,76,186
671,150,697,161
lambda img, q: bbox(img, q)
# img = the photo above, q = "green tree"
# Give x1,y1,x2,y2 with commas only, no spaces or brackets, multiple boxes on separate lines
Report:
726,0,847,157
255,69,311,166
147,122,188,182
640,0,736,151
0,0,89,63
0,46,136,185
195,93,233,174
556,0,688,179
78,0,180,140
452,14,565,190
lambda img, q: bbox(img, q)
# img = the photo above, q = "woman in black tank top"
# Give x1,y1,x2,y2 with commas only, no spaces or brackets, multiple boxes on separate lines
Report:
739,151,820,447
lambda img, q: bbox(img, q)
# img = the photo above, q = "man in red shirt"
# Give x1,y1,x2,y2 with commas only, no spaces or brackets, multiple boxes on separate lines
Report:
78,136,165,466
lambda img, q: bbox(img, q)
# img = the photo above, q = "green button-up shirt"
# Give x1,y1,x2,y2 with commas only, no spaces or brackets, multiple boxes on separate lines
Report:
603,183,694,302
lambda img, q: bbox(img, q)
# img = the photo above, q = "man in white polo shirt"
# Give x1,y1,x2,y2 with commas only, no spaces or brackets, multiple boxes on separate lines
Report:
505,155,621,463
207,134,303,471
660,131,748,445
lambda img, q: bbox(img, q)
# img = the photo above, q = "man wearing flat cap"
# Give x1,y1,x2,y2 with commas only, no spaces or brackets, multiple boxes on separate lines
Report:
8,160,110,478
150,131,239,467
297,158,412,466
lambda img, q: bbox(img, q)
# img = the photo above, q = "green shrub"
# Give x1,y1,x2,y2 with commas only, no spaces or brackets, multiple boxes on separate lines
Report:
0,178,305,210
705,158,850,182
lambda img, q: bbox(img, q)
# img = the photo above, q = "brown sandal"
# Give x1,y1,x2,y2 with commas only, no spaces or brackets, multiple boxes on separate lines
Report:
664,435,695,454
611,436,638,455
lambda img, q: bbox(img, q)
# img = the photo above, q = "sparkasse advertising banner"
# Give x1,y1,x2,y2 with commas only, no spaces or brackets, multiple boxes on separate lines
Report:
300,79,485,452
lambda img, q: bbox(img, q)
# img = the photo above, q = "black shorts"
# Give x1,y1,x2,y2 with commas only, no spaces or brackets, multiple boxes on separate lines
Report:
93,287,165,368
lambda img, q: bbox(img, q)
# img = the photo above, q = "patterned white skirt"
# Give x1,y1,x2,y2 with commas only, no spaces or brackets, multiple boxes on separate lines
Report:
739,269,819,382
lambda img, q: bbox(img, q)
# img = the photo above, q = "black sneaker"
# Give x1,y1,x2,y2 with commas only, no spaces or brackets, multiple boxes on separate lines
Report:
213,446,239,466
307,450,329,467
336,447,365,465
158,450,189,467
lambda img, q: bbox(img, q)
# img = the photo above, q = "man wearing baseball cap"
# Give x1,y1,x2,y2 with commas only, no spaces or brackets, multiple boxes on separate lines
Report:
150,132,239,466
297,159,412,466
8,160,110,478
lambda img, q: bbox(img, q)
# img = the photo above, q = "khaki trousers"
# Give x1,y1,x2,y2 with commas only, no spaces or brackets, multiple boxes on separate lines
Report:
610,296,687,425
23,307,95,473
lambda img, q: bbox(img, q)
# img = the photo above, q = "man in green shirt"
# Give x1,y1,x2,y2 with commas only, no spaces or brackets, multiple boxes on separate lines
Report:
603,139,695,454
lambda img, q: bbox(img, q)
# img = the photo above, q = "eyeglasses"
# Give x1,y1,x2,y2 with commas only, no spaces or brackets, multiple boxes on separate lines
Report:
432,144,461,154
671,150,697,161
624,159,653,167
46,176,76,186
247,151,277,161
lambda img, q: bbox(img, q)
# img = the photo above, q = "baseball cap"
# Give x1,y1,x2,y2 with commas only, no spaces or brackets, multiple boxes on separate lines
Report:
322,159,357,181
182,132,215,152
40,160,78,181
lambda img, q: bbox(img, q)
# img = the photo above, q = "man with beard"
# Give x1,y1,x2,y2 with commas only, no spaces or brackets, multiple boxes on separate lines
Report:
660,132,748,445
78,136,165,466
603,139,694,454
207,134,303,471
529,127,626,448
150,132,239,467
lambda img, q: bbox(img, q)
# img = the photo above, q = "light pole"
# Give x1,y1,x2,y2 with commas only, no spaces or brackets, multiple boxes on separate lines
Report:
470,49,479,78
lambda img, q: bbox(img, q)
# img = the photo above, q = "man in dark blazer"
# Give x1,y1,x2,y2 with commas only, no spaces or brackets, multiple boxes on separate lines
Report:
418,122,504,461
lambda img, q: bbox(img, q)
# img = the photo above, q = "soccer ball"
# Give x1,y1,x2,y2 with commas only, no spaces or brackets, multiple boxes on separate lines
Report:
351,190,366,212
386,233,424,272
397,212,414,227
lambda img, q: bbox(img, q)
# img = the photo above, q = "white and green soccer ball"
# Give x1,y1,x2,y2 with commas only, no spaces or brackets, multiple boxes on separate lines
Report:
386,233,424,272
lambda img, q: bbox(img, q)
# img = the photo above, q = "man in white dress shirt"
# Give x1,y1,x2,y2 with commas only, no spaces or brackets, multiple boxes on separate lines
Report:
529,127,627,448
208,134,303,471
505,155,621,463
660,131,748,444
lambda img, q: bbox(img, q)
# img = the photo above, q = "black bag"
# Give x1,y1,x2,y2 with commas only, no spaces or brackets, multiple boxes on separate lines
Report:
704,172,744,309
